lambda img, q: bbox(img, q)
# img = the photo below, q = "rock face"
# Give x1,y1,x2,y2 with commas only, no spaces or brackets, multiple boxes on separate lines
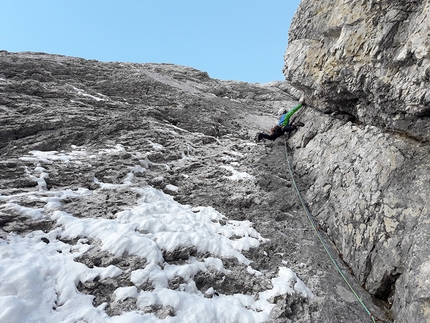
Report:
0,51,397,322
284,1,430,323
284,0,430,142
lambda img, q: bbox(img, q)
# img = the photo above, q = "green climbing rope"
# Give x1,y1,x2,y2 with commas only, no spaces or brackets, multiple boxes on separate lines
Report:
283,138,386,323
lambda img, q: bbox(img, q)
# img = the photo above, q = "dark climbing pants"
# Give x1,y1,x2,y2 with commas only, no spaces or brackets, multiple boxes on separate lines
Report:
260,125,296,141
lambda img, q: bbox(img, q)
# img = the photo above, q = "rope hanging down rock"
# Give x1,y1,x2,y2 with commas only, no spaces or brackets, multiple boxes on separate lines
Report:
283,138,389,323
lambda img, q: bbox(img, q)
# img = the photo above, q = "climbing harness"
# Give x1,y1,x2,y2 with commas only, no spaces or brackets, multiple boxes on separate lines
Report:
283,138,389,323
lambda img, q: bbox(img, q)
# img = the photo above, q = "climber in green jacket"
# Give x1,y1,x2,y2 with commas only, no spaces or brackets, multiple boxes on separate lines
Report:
256,97,306,142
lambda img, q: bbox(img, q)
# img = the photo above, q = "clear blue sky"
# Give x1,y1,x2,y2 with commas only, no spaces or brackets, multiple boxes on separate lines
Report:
1,0,301,83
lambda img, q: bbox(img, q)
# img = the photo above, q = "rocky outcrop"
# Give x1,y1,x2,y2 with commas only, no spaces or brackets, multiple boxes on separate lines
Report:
284,1,430,322
284,0,430,142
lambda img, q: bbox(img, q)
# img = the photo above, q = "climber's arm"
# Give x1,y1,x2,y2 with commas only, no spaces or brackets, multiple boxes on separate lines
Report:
279,103,303,126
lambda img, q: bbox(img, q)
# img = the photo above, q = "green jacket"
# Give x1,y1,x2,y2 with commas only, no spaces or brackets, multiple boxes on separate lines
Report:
278,103,303,127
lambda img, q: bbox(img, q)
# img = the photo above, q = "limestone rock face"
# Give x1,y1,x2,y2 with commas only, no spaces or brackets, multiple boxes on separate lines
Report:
284,0,430,142
284,1,430,322
289,111,429,323
1,51,387,322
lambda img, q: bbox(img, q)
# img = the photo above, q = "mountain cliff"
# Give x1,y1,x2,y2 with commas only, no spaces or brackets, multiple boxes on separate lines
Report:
284,1,430,322
1,51,385,322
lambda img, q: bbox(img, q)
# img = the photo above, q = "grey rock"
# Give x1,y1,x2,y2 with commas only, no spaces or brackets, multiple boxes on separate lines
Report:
284,0,430,142
288,109,429,322
284,1,430,322
3,50,427,322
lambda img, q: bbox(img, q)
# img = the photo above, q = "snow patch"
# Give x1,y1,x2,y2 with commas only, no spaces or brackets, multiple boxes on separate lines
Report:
0,145,313,323
220,165,255,181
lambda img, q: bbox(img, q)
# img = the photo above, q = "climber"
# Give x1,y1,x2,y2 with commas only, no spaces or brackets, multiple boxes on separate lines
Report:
256,97,306,142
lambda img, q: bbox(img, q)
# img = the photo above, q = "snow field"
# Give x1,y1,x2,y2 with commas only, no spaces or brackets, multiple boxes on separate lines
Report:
0,145,313,322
